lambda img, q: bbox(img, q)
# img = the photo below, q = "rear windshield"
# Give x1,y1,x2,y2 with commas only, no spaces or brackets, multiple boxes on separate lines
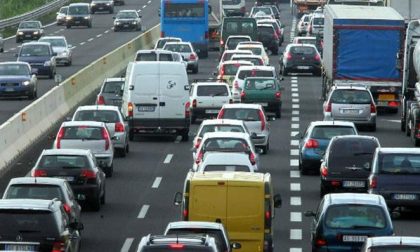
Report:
203,138,249,152
103,81,124,94
231,57,262,66
222,0,241,4
223,51,251,61
166,229,227,251
244,79,276,90
290,46,316,55
156,39,179,49
325,205,386,229
224,20,256,35
313,17,324,25
258,26,274,34
19,22,40,29
204,165,250,172
74,110,119,123
223,64,244,76
330,90,372,104
310,126,356,139
221,108,260,121
197,85,229,96
295,39,316,46
198,125,245,138
227,38,250,49
378,154,420,175
370,248,420,252
329,139,378,171
238,70,273,80
251,7,271,16
0,210,59,235
39,155,89,170
238,47,262,55
136,53,173,61
5,185,64,201
61,126,104,140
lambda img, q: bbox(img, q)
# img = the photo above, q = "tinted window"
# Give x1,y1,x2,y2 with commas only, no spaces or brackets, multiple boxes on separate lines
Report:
325,205,386,229
227,38,250,49
330,90,372,104
223,64,244,75
378,154,420,175
222,0,241,4
198,125,245,138
61,126,104,140
290,46,316,55
245,78,276,90
223,51,251,61
310,126,356,139
19,22,40,29
74,110,119,123
313,17,324,25
258,26,275,34
203,138,249,152
39,155,89,169
225,20,256,34
237,47,262,55
370,248,420,252
329,138,378,171
221,108,260,121
103,81,124,93
0,210,59,235
166,229,227,251
68,5,89,15
0,64,30,75
164,3,204,17
204,165,250,172
136,53,157,61
197,85,228,96
39,38,66,47
20,45,50,57
238,70,273,80
116,11,137,18
5,185,64,201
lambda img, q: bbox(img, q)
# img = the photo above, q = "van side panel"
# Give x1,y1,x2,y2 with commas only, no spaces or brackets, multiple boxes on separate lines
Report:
226,183,264,252
189,182,227,224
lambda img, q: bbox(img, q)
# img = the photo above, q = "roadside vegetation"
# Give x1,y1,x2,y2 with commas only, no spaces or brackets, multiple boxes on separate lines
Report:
0,0,55,20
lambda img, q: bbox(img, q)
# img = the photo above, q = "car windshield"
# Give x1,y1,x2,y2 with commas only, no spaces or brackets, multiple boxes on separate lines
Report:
199,125,245,138
245,79,276,90
5,185,64,201
330,90,372,104
203,138,249,152
0,64,30,75
238,47,262,55
203,165,251,172
103,81,124,93
39,155,89,169
164,44,192,53
68,6,89,15
156,39,179,49
227,38,250,49
370,248,420,252
313,17,324,25
310,126,356,139
39,38,66,47
166,229,227,252
378,154,420,175
142,247,214,252
117,12,137,19
251,7,271,15
325,205,386,229
258,26,275,35
221,108,260,121
197,85,228,96
296,39,316,46
74,110,119,123
60,126,104,140
238,70,273,80
164,3,204,17
20,45,50,57
59,7,68,14
19,22,40,29
223,51,251,61
0,210,60,235
329,139,378,171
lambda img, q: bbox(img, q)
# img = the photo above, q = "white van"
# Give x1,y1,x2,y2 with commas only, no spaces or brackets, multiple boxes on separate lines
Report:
121,62,191,141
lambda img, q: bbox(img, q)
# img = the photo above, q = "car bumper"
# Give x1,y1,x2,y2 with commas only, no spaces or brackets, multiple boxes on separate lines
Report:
129,118,190,135
114,23,138,30
324,113,376,127
66,19,90,26
71,184,100,201
191,107,222,119
16,34,41,41
322,179,368,193
94,154,113,168
285,63,321,73
0,86,34,97
252,134,268,147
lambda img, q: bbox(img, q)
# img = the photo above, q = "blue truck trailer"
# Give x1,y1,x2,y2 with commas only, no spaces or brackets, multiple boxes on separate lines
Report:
321,4,405,111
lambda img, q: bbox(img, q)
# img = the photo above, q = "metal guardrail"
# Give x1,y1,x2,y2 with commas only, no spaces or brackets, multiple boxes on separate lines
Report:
0,0,70,30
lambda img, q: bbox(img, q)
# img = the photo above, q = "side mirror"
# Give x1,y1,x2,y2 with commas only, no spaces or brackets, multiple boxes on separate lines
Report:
52,52,58,56
69,222,84,231
112,16,116,19
231,242,241,249
184,85,190,91
273,194,282,208
68,44,73,48
173,192,182,206
304,210,316,217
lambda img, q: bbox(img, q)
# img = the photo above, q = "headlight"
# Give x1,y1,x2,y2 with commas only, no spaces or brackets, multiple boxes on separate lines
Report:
132,21,137,25
115,21,120,25
44,61,51,66
84,16,90,19
22,81,30,86
66,16,72,20
60,50,69,56
33,31,39,35
91,3,96,5
18,32,24,35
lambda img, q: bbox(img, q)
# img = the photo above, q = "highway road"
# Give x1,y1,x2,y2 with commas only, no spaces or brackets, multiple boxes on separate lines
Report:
0,1,419,252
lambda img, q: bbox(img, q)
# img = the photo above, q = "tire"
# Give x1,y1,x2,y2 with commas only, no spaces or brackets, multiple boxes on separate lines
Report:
90,194,101,211
369,124,376,132
28,88,37,100
66,25,71,29
114,27,118,32
88,22,92,28
181,129,189,142
100,188,105,204
0,47,3,53
275,106,281,118
282,66,288,76
106,164,113,178
126,143,130,154
117,147,126,157
129,129,134,141
320,184,327,198
49,70,54,79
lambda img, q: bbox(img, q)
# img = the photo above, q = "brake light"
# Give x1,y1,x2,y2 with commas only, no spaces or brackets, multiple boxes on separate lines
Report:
275,91,281,100
128,102,134,117
185,101,190,118
259,59,264,65
102,128,110,151
286,52,292,60
160,31,164,37
195,151,203,164
370,103,377,113
314,54,321,61
265,210,271,220
273,33,279,40
258,110,265,131
305,138,319,148
205,31,209,39
325,102,331,112
321,166,328,177
249,152,256,165
234,81,239,89
388,101,399,107
220,66,225,77
189,53,196,60
240,91,246,99
183,209,188,219
81,169,97,179
315,238,327,247
220,39,224,46
33,169,47,177
217,109,225,118
194,138,202,149
56,127,65,149
192,99,197,108
369,176,377,189
97,95,105,105
52,241,65,252
63,203,71,214
115,122,125,132
169,243,185,249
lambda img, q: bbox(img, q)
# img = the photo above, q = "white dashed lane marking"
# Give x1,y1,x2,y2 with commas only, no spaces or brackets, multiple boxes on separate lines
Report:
290,183,301,191
290,248,302,252
290,159,299,167
290,212,302,222
290,170,300,178
120,238,134,252
292,117,299,122
290,140,299,146
290,131,299,137
96,34,102,38
137,205,150,218
290,149,299,156
80,42,85,45
292,111,299,115
292,98,299,103
292,104,300,109
151,177,162,188
290,229,302,240
291,124,299,129
87,38,94,42
164,154,173,164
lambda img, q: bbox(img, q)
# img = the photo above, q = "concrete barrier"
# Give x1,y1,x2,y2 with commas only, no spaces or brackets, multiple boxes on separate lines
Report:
0,24,161,172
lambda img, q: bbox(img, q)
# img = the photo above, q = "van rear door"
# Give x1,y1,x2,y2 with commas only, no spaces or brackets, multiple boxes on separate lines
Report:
226,181,264,251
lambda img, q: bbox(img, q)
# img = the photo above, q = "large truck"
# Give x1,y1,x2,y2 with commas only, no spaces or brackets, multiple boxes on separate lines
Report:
208,0,223,50
386,0,420,24
293,0,326,17
321,5,405,112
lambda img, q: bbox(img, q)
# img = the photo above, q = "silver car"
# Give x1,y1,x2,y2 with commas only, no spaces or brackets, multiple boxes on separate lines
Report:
53,121,115,177
323,85,377,131
71,105,129,157
96,77,125,107
38,36,73,66
56,6,68,26
163,41,199,73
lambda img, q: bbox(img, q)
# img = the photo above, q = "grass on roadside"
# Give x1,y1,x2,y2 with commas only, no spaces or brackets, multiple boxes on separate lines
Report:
0,0,55,20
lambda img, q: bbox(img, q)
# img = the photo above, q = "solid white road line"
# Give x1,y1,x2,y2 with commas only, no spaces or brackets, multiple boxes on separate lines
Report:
290,159,299,167
290,170,300,178
152,177,162,188
121,238,134,252
290,183,301,191
290,149,299,155
290,229,302,240
290,140,299,146
290,212,302,222
137,205,150,218
143,5,147,8
164,154,173,164
290,197,301,206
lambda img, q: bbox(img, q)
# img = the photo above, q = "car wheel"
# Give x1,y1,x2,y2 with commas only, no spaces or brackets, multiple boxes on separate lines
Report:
66,25,71,29
118,147,126,157
369,124,376,132
129,129,134,141
114,27,118,32
181,129,189,142
110,9,114,14
320,184,327,198
100,188,105,204
90,193,101,211
106,164,113,178
276,106,281,118
88,22,92,28
282,66,288,76
49,70,54,79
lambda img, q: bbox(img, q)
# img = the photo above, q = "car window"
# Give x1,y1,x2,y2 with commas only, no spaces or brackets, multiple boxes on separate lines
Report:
19,22,40,29
5,185,64,201
258,26,274,34
0,210,59,235
330,90,372,104
325,205,386,229
0,64,30,75
136,53,157,61
156,39,178,49
117,12,137,18
204,165,250,172
227,38,249,49
59,7,68,14
164,44,192,53
290,46,316,55
20,45,50,57
166,229,227,251
296,39,316,46
197,85,228,96
328,139,378,171
238,70,273,80
199,125,245,137
61,126,104,140
310,126,356,139
378,154,420,174
238,47,262,55
313,17,324,25
164,3,205,17
231,57,261,66
203,138,249,152
39,38,66,47
68,6,89,15
39,155,89,169
74,110,119,123
103,81,124,93
222,108,260,121
245,79,276,90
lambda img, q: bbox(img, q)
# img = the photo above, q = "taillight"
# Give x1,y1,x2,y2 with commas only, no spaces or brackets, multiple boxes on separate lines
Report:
194,138,202,149
97,95,105,105
325,102,331,112
56,127,65,149
249,152,256,165
182,209,188,219
265,210,270,220
286,52,292,60
52,241,65,252
234,81,239,89
321,165,328,177
115,122,125,132
388,101,399,107
102,128,110,151
189,53,196,60
370,103,377,113
192,99,197,108
259,59,264,65
220,66,225,77
240,91,246,100
217,109,225,118
275,91,281,100
128,102,134,117
185,101,190,118
205,31,209,39
314,54,321,61
220,39,224,46
169,243,185,249
315,237,327,247
63,203,71,214
369,176,377,189
33,169,47,177
160,31,164,37
258,110,265,131
305,138,319,148
81,169,97,179
195,151,203,164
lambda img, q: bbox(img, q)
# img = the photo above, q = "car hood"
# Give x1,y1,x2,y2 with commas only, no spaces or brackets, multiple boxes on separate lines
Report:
0,76,31,82
17,28,41,32
116,18,136,21
18,56,51,63
52,47,67,53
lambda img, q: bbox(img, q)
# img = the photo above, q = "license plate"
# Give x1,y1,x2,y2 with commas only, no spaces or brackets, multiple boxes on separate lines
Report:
378,94,395,101
138,106,155,112
5,88,14,92
25,35,31,37
75,21,80,24
205,109,219,114
342,235,367,242
56,176,74,182
342,109,359,115
343,181,365,188
4,244,35,251
123,24,129,27
393,194,417,200
297,66,310,70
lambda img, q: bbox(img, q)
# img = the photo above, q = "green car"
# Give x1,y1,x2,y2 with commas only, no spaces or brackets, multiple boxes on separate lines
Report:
241,77,282,118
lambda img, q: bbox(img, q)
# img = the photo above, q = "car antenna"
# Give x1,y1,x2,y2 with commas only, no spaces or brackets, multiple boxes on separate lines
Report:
400,237,403,245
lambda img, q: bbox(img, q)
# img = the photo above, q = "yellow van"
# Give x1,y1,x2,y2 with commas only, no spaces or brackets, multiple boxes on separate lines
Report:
174,171,282,252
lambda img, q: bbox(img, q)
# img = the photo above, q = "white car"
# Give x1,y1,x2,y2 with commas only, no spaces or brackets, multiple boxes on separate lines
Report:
163,41,199,73
56,6,68,26
230,54,265,66
195,152,257,172
153,37,182,50
235,44,269,65
218,49,253,70
224,35,251,51
38,36,72,66
297,14,311,35
134,49,187,68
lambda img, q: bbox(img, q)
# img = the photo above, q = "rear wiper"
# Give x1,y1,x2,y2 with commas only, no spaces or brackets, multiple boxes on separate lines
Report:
212,92,227,97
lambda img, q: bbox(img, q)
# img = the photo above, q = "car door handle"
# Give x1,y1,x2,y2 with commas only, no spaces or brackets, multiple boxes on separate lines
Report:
159,102,165,106
153,97,158,100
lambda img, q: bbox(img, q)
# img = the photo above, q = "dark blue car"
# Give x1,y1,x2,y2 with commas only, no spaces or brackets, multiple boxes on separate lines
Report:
305,193,394,252
0,62,38,99
16,42,56,79
368,147,420,213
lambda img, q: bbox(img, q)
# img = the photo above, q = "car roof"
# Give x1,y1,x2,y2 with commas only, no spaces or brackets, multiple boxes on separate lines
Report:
326,193,385,206
8,177,66,187
227,35,251,39
200,119,245,126
0,61,30,66
61,120,105,127
257,24,274,28
309,120,356,127
0,199,59,211
294,36,317,40
75,105,120,112
332,85,369,91
166,221,224,230
41,148,92,156
377,147,420,154
366,236,420,247
222,103,263,109
237,44,264,49
164,42,191,46
221,60,254,66
159,37,182,41
231,55,263,59
193,82,229,86
202,131,250,140
136,49,173,54
244,76,276,80
190,171,266,182
331,135,378,141
287,43,317,49
39,36,66,40
21,41,51,47
118,10,138,13
69,2,89,6
237,65,275,71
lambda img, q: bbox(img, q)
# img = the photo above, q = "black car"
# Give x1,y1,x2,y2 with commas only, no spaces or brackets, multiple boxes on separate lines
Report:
320,135,380,197
90,0,114,14
113,10,142,31
257,24,279,55
0,199,83,252
16,21,44,43
66,3,92,28
31,149,106,211
279,43,322,76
